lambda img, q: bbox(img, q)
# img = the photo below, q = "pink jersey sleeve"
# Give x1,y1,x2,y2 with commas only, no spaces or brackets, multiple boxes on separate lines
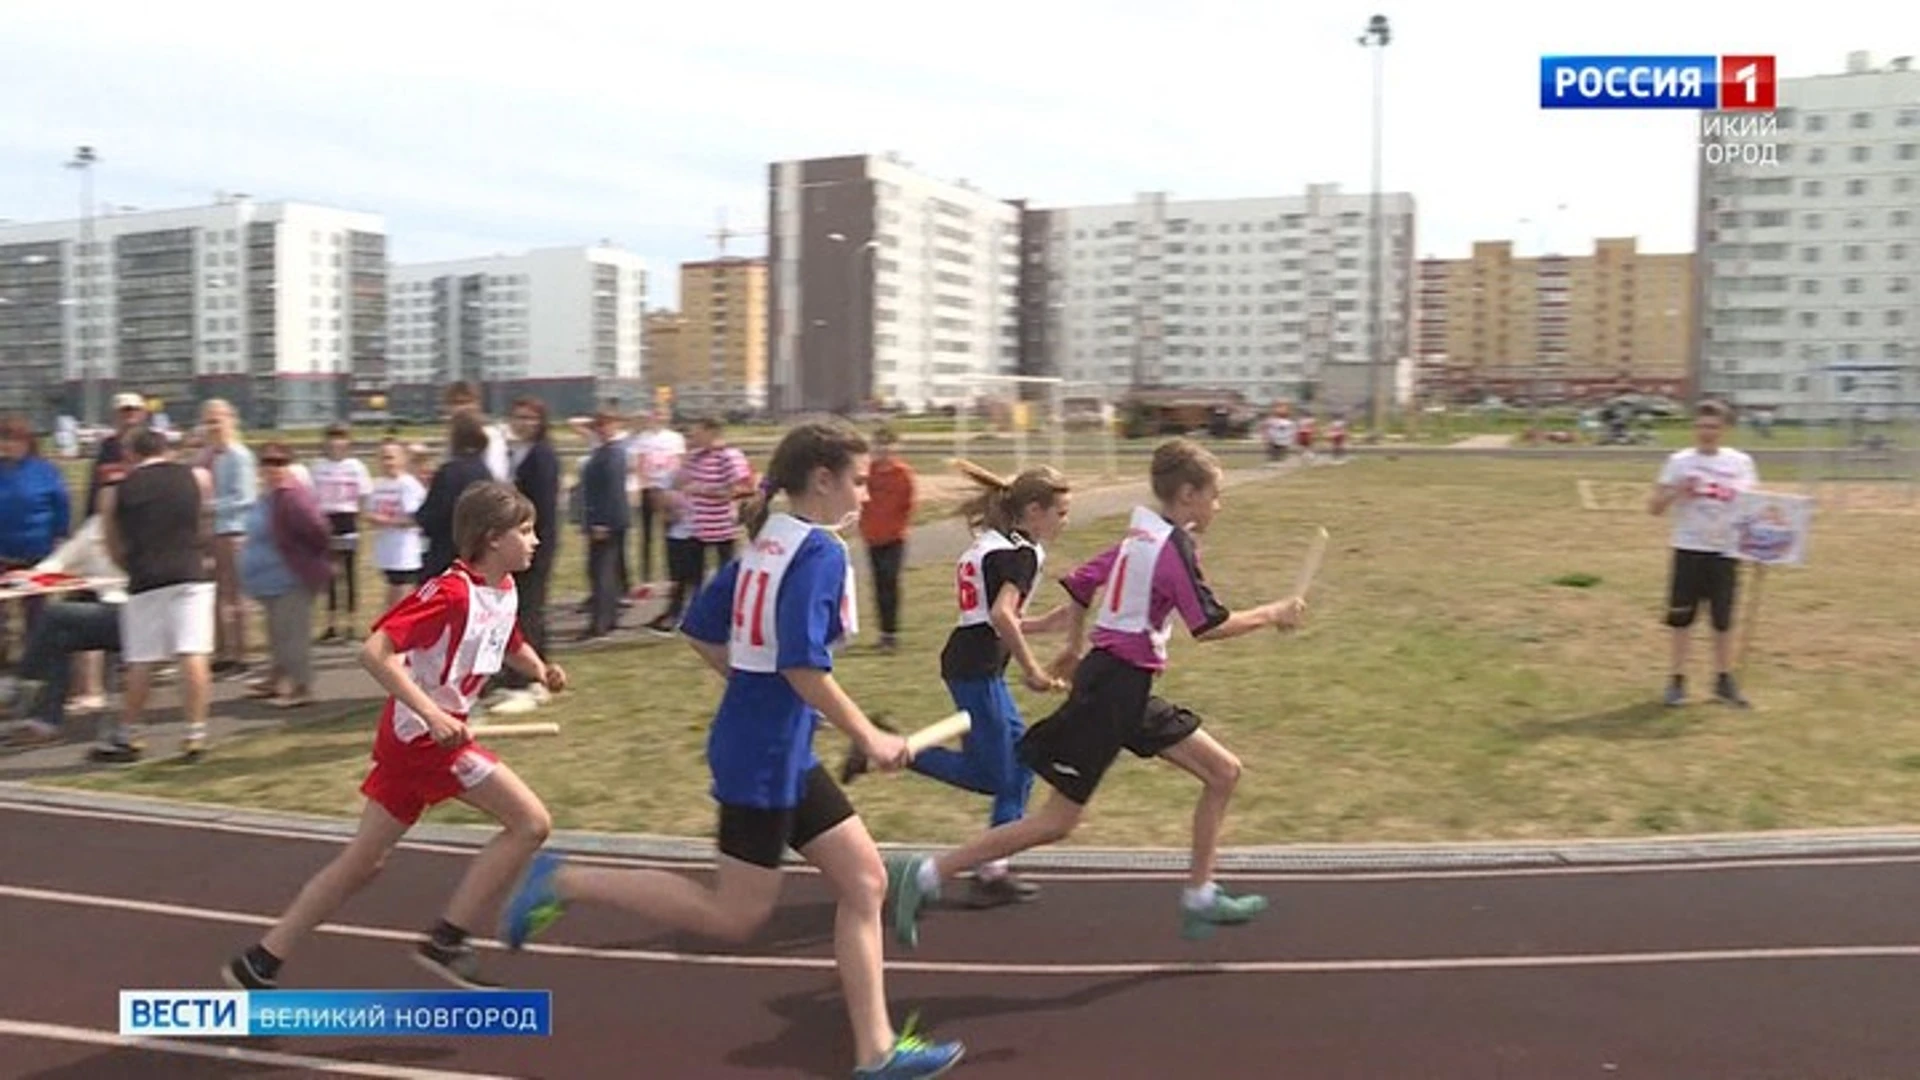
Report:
1060,544,1122,608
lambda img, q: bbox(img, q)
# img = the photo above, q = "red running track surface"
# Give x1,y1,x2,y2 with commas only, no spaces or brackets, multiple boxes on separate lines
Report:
4,800,1920,1078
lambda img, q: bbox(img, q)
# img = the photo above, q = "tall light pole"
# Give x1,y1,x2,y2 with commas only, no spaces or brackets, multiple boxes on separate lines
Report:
66,145,98,425
1358,16,1390,437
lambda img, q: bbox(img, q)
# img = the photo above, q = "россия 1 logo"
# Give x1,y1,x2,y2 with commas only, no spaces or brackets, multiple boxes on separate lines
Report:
1540,54,1781,167
1539,55,1775,109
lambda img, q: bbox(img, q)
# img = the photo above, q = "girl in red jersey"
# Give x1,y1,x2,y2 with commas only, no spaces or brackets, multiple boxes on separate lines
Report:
223,481,567,991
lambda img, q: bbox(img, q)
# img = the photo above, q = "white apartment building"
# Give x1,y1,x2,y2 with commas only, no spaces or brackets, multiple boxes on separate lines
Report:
1697,51,1920,419
769,153,1020,414
386,245,648,420
1028,184,1417,407
0,196,387,429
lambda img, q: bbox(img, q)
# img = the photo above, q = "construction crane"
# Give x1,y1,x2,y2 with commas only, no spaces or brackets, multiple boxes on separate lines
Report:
708,208,766,257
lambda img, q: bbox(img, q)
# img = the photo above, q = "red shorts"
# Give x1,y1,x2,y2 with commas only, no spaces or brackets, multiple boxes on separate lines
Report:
359,729,501,826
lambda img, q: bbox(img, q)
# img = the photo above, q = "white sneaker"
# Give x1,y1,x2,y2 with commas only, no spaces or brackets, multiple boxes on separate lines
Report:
489,690,539,716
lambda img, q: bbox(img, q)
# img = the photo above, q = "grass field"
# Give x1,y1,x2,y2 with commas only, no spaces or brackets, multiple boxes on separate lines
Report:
41,453,1920,847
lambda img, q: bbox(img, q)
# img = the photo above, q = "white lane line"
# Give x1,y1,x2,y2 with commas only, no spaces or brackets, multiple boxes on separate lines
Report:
3,881,1917,978
10,799,1920,883
0,1017,526,1079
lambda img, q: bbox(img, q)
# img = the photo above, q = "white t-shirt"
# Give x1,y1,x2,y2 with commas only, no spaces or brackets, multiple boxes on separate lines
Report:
1263,417,1296,447
484,424,511,482
368,474,427,571
631,428,688,489
309,457,374,516
1658,447,1759,553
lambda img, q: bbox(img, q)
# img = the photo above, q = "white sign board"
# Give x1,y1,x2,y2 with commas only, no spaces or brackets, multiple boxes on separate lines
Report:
1725,491,1814,566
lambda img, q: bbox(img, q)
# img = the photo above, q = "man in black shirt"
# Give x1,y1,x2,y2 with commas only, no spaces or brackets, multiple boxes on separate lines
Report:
94,426,214,762
83,392,148,518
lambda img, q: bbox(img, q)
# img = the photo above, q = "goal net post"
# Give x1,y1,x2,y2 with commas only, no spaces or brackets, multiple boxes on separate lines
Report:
952,375,1117,481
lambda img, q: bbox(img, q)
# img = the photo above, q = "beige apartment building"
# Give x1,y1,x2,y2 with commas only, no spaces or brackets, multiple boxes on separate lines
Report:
658,256,768,415
643,310,684,413
1416,237,1694,403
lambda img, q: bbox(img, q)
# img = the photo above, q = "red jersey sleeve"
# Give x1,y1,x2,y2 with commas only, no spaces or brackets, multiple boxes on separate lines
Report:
372,574,459,653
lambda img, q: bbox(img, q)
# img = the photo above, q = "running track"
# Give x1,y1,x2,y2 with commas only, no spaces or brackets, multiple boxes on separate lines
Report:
5,799,1920,1078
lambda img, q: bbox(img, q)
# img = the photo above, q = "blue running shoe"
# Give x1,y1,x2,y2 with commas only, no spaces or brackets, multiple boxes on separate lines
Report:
853,1013,964,1079
502,850,567,950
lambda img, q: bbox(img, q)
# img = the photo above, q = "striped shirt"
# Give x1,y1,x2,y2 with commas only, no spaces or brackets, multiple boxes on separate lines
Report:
681,445,752,542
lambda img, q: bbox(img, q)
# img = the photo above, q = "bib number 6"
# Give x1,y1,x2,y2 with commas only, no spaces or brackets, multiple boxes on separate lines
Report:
956,563,981,611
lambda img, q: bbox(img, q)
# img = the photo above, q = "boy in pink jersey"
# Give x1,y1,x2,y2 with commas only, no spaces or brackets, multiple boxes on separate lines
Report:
223,481,567,991
887,438,1307,944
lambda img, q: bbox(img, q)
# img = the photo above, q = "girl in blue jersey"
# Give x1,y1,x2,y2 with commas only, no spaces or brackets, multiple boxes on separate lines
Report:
842,460,1074,908
502,420,964,1080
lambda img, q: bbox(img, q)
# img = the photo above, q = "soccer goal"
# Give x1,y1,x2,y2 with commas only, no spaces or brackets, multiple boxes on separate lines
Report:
952,374,1119,481
1796,362,1920,512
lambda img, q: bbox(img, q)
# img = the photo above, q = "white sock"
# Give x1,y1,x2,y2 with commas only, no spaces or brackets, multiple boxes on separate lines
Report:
915,857,942,896
1182,881,1219,911
978,859,1010,881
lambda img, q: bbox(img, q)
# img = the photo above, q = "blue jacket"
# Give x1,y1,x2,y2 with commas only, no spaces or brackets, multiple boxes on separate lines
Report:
205,442,258,536
0,455,71,564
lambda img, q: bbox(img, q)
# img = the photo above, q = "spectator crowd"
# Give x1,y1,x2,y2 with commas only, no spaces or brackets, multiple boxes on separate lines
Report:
0,381,830,764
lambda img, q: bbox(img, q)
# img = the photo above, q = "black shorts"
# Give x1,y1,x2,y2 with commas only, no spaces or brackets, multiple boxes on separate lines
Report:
383,569,420,587
1667,548,1738,632
328,512,360,552
666,537,703,586
1016,648,1202,806
715,764,858,869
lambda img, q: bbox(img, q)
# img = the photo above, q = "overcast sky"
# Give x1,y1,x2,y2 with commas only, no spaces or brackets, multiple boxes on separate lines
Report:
2,0,1909,305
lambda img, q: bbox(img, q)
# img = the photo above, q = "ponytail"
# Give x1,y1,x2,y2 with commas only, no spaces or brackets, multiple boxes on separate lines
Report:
743,473,778,539
954,459,1073,538
951,458,1014,534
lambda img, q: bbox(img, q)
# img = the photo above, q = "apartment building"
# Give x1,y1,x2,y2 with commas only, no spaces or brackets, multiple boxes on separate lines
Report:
768,153,1021,414
665,257,767,415
643,309,685,411
1696,50,1920,418
1022,184,1416,408
0,196,387,428
1415,237,1694,403
386,245,647,420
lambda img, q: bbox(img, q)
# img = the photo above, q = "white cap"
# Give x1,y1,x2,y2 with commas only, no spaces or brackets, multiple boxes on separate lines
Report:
112,392,145,411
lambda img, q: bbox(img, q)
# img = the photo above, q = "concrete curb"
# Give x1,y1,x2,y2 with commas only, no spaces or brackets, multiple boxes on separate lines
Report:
12,781,1920,873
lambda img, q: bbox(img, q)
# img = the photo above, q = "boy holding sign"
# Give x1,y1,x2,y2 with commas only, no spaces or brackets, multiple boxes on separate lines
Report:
1648,400,1756,708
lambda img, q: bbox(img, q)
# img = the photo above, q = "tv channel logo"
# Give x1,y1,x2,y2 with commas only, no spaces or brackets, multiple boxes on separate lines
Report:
1540,55,1776,110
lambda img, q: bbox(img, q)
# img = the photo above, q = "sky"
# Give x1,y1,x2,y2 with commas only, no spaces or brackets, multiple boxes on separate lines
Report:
2,0,1913,307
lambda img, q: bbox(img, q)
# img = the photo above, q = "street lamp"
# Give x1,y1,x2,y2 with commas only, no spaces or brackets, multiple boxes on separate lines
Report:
65,145,98,425
1357,15,1390,438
